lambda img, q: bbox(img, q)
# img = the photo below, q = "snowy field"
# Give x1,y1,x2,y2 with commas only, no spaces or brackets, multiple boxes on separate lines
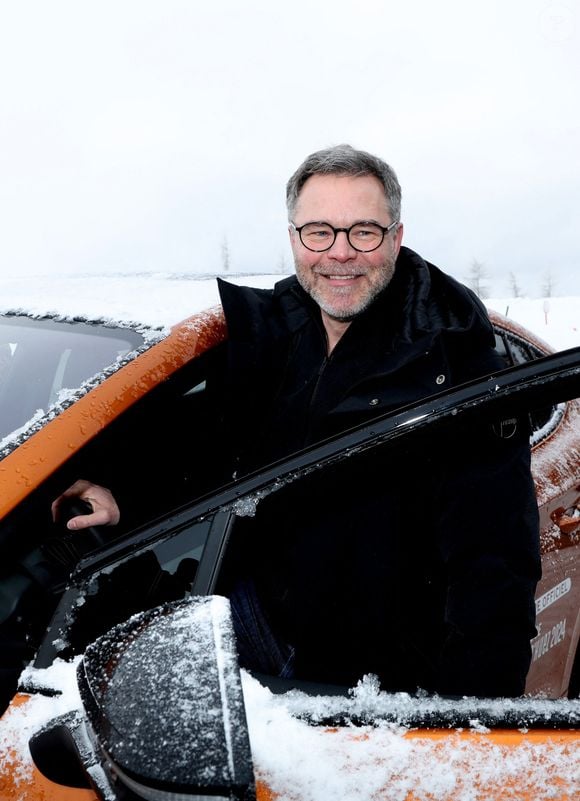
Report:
0,271,579,352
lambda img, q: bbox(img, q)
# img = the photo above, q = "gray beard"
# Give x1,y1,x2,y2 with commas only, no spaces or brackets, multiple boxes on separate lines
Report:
295,266,395,321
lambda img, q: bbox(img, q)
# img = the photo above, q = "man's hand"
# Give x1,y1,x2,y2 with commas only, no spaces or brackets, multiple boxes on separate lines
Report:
51,480,120,530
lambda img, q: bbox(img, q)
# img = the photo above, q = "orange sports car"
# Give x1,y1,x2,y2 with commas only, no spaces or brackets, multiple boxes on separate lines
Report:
0,293,578,801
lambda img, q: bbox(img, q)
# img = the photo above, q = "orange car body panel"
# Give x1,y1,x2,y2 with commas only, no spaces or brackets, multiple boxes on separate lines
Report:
0,702,94,800
0,695,94,801
1,695,577,801
257,729,579,801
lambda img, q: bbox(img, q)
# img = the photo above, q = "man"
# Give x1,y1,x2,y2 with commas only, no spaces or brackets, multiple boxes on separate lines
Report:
53,144,541,697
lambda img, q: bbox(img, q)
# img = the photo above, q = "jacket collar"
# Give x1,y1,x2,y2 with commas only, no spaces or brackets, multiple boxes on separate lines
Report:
271,246,495,348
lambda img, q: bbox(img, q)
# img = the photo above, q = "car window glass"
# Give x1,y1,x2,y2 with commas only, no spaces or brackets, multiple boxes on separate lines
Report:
0,316,144,442
493,332,510,365
216,393,580,701
36,514,215,667
493,325,558,438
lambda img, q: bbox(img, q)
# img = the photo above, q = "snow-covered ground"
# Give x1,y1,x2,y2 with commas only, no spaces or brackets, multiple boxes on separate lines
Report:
0,272,279,330
0,270,578,351
486,296,580,352
0,271,579,800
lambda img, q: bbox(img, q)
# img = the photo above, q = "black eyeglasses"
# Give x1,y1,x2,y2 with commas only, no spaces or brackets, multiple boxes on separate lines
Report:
289,220,399,253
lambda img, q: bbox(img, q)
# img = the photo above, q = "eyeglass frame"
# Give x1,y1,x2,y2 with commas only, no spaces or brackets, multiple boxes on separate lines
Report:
289,219,400,253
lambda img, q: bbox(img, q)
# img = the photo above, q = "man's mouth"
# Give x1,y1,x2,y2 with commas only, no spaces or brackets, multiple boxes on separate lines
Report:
318,272,365,281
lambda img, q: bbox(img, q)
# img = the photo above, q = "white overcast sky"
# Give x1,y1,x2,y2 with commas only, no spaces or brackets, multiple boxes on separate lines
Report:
0,0,578,296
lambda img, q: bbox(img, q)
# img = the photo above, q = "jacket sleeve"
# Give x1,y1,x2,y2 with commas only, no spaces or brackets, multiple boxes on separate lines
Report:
432,416,541,697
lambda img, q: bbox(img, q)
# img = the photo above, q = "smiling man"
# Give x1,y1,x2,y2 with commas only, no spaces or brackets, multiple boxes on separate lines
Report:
56,144,541,698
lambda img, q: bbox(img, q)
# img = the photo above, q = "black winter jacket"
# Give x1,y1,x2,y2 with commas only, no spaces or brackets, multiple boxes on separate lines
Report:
215,247,541,697
213,247,542,697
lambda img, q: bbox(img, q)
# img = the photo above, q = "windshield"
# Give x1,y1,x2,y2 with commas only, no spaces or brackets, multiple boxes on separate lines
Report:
0,315,144,442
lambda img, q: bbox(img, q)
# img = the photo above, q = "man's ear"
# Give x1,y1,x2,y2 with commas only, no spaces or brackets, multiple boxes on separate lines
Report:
393,222,404,255
288,224,300,255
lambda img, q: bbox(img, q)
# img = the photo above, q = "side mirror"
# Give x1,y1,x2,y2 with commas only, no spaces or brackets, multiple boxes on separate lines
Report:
32,595,256,800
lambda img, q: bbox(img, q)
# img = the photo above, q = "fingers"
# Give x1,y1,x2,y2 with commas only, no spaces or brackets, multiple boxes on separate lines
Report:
66,507,114,531
51,480,121,530
51,479,92,522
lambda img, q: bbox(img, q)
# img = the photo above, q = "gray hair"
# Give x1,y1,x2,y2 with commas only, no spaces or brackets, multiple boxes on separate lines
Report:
286,144,402,222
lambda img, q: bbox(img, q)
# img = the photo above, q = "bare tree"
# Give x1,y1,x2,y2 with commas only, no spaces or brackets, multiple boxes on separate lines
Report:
508,271,522,298
541,269,557,298
465,259,490,299
277,252,290,273
221,236,231,273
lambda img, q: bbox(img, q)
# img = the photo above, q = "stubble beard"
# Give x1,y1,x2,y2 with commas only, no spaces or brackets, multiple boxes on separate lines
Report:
294,256,397,322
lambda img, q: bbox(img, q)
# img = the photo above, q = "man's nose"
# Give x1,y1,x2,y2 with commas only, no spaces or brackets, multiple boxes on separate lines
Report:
328,230,356,260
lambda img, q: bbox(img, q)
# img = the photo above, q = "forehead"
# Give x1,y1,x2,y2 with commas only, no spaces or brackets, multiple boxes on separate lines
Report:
294,174,390,223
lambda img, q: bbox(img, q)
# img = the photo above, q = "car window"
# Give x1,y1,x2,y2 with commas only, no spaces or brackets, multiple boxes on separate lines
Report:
493,327,546,367
34,513,218,666
493,325,558,439
0,315,144,443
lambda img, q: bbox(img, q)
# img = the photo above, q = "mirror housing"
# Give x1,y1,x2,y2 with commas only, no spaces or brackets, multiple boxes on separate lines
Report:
75,595,256,800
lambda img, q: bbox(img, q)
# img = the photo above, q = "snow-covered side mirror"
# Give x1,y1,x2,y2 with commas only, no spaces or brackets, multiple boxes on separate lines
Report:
72,595,256,800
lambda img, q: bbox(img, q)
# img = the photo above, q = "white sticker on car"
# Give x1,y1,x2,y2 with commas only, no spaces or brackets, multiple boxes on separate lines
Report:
535,578,572,615
531,618,566,662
